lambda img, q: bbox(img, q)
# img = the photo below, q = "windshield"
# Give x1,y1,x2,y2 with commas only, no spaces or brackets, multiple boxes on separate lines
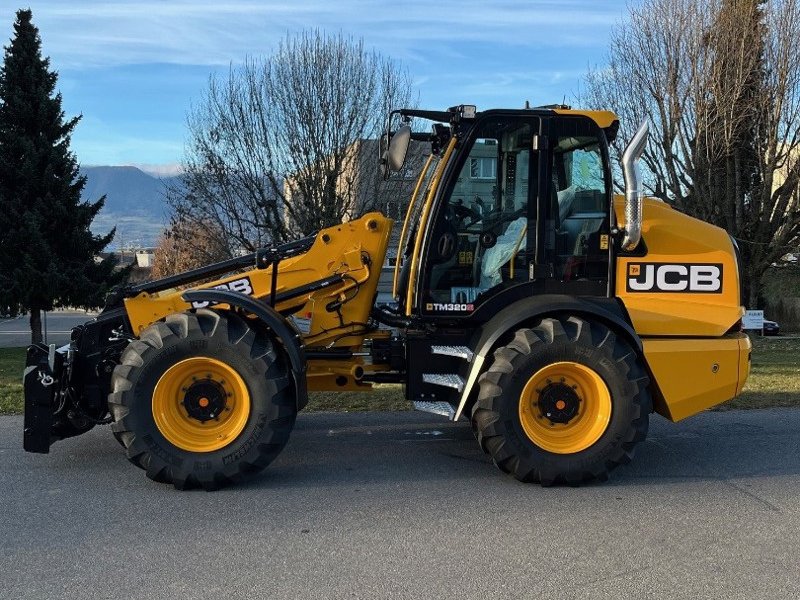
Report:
397,154,440,265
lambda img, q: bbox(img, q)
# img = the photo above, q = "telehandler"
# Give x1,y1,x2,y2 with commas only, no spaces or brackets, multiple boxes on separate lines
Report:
23,104,751,489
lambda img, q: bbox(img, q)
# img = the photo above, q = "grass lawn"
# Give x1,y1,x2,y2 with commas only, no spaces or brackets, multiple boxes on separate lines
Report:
0,335,797,416
0,348,25,415
717,335,800,410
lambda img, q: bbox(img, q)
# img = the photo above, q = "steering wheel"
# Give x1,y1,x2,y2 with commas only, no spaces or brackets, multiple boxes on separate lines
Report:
452,202,482,225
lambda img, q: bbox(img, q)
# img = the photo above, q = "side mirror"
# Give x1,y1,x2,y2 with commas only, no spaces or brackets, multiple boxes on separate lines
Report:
383,125,411,178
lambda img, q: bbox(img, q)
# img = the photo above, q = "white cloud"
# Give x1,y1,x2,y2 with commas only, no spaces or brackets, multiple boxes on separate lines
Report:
19,0,627,69
73,132,184,166
3,1,631,166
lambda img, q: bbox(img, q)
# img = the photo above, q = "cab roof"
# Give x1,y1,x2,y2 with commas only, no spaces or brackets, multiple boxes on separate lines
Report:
397,105,619,129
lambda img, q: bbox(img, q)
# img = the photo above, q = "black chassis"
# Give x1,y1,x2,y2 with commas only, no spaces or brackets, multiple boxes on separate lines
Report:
23,307,131,453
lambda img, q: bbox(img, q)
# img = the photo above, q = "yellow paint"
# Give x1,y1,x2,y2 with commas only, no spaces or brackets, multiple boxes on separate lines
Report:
552,108,618,129
643,334,749,422
306,336,397,391
125,212,392,350
615,197,743,336
518,361,612,454
405,137,458,316
393,154,434,298
152,357,250,453
736,334,752,397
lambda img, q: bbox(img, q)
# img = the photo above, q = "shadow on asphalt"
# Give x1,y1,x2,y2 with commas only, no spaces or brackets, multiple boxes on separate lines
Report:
241,411,800,491
7,409,799,491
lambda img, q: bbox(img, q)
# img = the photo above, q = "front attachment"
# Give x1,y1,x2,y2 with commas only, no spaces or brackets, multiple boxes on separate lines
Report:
22,343,62,453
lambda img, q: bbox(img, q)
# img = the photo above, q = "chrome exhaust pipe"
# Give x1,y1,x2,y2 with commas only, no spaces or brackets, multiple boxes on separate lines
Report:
620,120,649,251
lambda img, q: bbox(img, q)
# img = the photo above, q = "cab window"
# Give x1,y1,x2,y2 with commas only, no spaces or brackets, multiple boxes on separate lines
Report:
549,134,610,283
421,117,537,311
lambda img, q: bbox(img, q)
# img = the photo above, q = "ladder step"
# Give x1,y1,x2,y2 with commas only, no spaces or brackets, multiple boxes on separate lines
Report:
413,400,455,419
431,345,474,362
422,373,465,392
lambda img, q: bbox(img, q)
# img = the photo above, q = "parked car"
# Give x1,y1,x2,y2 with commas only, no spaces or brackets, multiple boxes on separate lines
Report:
763,319,780,336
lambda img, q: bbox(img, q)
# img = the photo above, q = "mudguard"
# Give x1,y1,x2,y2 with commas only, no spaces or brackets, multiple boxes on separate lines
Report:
453,294,642,420
181,289,308,410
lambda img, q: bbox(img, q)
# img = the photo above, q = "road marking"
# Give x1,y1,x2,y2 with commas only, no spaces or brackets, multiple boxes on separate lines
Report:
0,331,72,334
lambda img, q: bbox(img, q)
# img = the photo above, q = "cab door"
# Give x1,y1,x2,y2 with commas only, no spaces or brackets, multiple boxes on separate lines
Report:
415,113,614,321
416,114,542,319
538,115,613,297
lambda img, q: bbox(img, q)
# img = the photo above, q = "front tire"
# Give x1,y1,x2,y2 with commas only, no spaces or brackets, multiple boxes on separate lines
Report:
471,316,650,485
108,309,296,490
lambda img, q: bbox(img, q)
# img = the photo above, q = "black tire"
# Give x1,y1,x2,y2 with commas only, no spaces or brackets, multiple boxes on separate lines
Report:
471,316,650,485
108,309,296,490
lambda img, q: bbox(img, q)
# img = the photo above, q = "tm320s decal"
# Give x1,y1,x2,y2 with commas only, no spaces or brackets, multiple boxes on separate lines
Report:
626,263,723,293
426,302,475,312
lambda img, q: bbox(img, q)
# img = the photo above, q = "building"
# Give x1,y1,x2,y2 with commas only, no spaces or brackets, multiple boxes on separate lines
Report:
283,138,430,265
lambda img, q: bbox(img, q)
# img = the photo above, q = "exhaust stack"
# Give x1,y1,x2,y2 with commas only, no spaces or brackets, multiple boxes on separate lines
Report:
620,121,649,251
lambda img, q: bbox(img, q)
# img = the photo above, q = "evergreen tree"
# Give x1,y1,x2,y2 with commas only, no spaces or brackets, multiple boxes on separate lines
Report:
694,0,765,306
0,9,126,343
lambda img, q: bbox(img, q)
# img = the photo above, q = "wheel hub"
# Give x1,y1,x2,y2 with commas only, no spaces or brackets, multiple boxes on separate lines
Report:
182,378,228,422
538,382,581,424
518,361,612,454
152,357,251,453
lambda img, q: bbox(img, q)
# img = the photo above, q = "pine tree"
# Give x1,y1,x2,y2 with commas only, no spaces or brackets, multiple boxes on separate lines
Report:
696,0,765,306
0,9,126,343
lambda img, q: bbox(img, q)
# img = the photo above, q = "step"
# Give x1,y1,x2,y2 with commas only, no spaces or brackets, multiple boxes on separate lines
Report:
422,373,465,392
413,400,455,419
430,345,474,362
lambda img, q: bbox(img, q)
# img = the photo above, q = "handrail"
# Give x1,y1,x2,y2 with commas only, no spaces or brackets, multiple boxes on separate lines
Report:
508,224,528,280
405,137,458,316
392,154,434,298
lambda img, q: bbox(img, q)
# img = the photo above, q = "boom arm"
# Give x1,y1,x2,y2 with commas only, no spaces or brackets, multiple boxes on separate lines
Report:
123,213,393,349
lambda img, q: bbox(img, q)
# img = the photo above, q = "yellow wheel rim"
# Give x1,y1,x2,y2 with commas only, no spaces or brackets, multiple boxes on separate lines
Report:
518,361,611,454
152,357,251,453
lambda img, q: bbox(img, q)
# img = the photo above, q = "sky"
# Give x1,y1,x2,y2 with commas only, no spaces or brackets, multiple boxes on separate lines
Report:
1,1,632,172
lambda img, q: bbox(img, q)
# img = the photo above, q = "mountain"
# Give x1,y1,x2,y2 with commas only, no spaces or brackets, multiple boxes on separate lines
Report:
81,166,179,248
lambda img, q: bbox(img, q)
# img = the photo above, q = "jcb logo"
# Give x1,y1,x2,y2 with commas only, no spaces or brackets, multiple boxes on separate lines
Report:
191,276,254,308
626,263,723,294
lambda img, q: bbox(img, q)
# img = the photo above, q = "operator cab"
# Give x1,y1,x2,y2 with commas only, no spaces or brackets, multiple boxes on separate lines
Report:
387,105,619,322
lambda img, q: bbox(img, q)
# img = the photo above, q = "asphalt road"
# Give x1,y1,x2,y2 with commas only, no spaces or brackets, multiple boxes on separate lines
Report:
0,311,96,348
2,409,799,599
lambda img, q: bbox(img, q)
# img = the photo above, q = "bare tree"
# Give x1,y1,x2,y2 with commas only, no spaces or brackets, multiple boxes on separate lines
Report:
151,217,230,279
165,65,289,254
583,0,800,306
168,31,415,255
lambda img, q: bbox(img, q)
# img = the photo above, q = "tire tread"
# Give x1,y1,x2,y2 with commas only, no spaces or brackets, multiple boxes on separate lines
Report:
109,309,296,490
471,316,651,486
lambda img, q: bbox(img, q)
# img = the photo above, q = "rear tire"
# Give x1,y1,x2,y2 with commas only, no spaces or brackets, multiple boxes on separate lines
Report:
108,309,296,490
471,316,650,485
